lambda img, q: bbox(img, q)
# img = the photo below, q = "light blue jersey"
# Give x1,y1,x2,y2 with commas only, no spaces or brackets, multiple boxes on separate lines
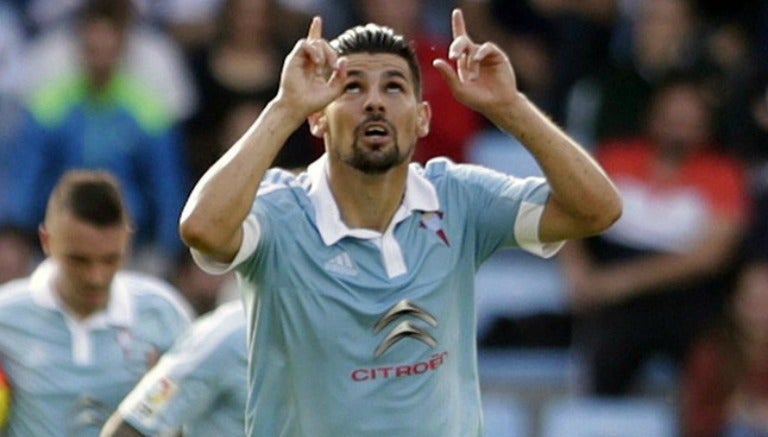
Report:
195,156,563,437
0,260,192,437
118,300,247,437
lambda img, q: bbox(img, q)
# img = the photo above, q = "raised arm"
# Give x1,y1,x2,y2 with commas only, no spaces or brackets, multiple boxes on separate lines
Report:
179,17,346,262
433,9,622,242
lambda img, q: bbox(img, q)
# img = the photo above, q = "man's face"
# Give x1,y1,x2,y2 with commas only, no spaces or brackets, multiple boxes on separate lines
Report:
317,53,430,174
80,18,125,85
40,211,130,318
648,85,710,154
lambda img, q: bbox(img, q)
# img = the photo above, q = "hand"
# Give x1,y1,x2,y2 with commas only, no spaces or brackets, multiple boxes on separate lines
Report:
276,17,347,119
433,9,520,118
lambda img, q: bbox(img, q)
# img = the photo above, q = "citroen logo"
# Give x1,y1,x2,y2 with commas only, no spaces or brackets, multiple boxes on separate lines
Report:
373,300,438,358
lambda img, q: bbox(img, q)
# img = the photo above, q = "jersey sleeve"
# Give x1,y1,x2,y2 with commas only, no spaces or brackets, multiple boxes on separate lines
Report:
446,162,565,261
118,311,244,434
190,168,298,274
191,213,261,274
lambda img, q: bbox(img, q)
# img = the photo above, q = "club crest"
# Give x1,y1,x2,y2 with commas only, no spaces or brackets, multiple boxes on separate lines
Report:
419,211,450,246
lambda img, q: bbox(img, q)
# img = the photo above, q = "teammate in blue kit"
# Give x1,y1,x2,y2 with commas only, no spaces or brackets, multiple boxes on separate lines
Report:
0,170,191,437
180,8,622,436
101,300,247,437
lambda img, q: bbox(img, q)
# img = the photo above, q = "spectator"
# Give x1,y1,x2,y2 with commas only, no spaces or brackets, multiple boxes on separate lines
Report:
3,0,190,272
157,0,311,54
680,260,768,437
0,170,191,436
101,300,247,437
16,0,197,122
563,0,704,149
673,74,768,432
0,224,38,285
561,72,751,395
182,0,319,181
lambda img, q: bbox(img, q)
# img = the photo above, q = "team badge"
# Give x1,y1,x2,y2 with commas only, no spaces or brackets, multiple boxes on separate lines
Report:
419,211,450,246
133,377,179,424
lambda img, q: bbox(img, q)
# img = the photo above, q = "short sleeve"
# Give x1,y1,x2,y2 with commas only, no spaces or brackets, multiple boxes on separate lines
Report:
192,214,261,274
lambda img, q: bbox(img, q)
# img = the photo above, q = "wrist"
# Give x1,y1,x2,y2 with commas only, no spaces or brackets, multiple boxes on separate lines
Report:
485,92,535,134
265,97,310,130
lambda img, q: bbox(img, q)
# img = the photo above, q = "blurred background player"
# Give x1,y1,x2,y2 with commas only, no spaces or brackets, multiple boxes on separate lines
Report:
101,300,247,437
0,170,191,436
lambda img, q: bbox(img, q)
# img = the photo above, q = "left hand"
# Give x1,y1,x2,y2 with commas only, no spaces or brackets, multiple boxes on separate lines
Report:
433,8,520,118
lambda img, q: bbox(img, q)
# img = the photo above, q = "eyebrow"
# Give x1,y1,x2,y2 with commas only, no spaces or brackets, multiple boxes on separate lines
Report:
347,69,409,82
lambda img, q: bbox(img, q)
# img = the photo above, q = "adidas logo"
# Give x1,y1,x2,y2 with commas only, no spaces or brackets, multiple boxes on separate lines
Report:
324,252,358,276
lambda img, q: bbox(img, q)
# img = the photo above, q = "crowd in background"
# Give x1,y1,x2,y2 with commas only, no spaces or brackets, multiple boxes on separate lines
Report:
0,0,768,435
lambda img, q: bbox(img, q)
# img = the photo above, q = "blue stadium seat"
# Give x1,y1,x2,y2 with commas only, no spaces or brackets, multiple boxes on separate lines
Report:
540,396,678,437
483,395,532,437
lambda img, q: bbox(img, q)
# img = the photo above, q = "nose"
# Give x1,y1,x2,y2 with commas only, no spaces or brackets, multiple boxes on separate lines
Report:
83,262,113,288
364,88,385,114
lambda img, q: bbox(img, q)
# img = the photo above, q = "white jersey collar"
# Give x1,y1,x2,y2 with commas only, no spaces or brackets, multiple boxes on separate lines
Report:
29,259,133,328
306,154,440,246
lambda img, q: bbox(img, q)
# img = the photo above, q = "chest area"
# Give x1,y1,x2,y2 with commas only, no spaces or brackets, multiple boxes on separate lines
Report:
1,315,159,396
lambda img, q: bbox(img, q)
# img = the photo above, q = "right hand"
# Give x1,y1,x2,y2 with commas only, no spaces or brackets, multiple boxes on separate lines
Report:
433,9,521,119
276,16,347,119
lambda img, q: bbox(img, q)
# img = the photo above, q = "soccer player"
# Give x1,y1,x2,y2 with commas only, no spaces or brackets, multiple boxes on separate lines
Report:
0,170,191,436
100,300,247,436
179,9,622,436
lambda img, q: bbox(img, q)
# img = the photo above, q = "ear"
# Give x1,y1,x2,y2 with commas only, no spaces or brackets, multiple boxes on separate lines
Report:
38,224,51,256
307,112,327,138
416,102,431,138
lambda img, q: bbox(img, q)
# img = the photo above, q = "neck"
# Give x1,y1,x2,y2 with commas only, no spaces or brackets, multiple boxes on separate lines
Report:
87,71,115,95
328,163,408,233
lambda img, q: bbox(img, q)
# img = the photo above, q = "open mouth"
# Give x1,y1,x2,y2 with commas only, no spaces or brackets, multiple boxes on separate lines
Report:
364,123,389,136
361,122,391,146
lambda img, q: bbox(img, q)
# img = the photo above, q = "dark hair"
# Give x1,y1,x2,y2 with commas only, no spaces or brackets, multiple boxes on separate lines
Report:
77,0,135,31
643,69,715,128
46,170,130,227
330,23,422,97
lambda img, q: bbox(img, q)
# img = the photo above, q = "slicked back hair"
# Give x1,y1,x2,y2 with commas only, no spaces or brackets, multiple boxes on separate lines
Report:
330,24,422,98
45,170,131,228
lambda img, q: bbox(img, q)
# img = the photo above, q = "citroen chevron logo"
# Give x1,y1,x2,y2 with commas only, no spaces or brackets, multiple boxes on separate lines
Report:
373,300,438,359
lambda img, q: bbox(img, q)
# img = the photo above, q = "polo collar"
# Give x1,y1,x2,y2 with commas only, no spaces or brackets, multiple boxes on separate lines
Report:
29,259,133,328
306,154,441,246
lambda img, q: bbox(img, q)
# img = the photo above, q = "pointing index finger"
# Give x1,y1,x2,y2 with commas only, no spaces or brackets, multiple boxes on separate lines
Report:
451,8,467,39
308,16,322,40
